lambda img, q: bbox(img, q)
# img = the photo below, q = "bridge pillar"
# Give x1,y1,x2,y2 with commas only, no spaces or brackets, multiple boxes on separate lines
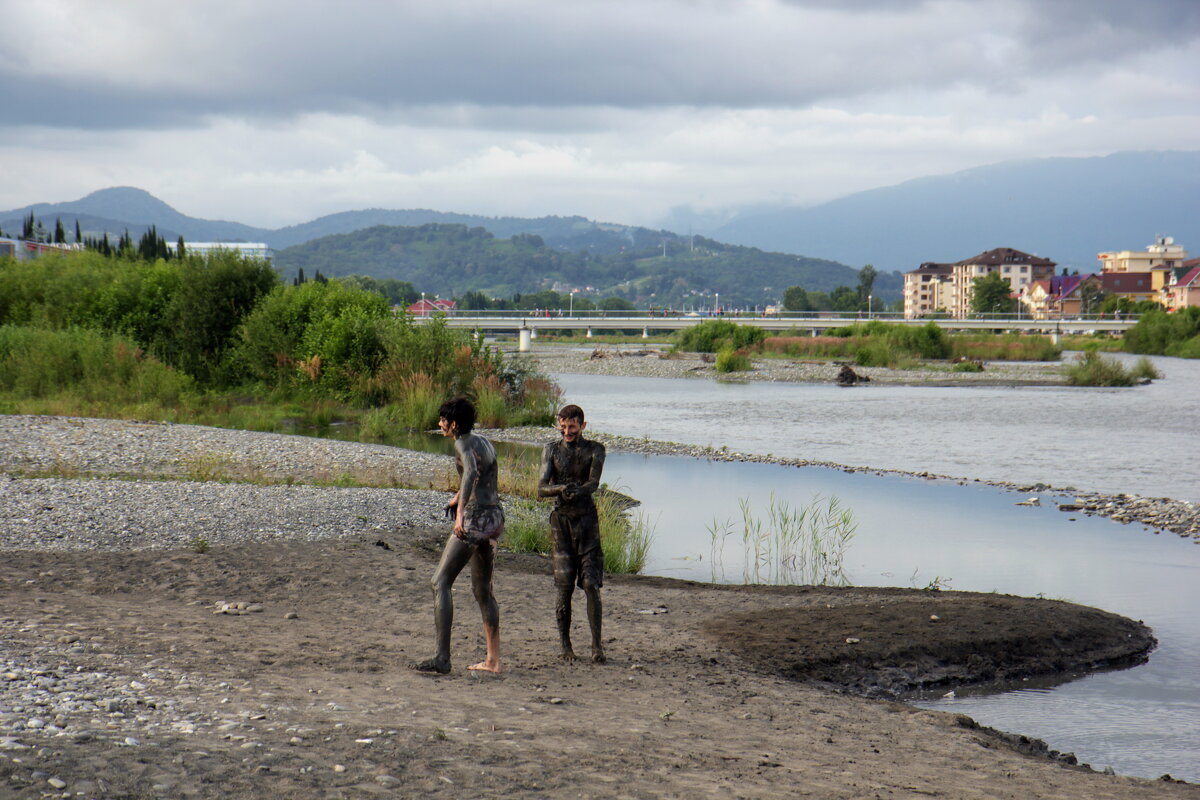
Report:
586,328,593,338
518,328,532,352
1051,325,1061,346
530,328,538,340
642,327,649,339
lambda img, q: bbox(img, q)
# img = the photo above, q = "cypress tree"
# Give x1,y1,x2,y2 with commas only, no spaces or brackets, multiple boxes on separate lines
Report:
54,218,66,244
75,219,82,243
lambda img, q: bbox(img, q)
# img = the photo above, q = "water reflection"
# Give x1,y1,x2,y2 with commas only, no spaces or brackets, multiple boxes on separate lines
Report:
599,452,1200,782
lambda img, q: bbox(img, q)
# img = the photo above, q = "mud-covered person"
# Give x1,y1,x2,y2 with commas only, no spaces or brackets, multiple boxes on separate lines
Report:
413,397,504,674
538,404,608,663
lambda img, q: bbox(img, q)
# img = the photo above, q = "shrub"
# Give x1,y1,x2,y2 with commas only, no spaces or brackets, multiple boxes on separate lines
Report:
675,320,765,353
1064,351,1145,386
715,347,752,373
1124,307,1200,356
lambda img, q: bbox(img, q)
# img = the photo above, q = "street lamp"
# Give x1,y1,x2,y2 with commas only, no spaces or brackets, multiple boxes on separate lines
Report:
570,289,576,318
868,294,872,318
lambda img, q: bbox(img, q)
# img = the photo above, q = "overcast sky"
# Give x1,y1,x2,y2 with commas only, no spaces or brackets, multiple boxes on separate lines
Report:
2,0,1198,229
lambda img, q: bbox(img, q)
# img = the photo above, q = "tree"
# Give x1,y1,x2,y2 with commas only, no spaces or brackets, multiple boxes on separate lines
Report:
1078,281,1105,317
54,218,66,244
599,297,634,311
75,220,83,243
829,285,858,312
970,271,1017,315
857,264,877,307
782,285,810,312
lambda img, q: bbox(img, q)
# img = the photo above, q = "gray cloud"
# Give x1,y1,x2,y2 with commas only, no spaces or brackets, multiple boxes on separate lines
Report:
2,0,1197,131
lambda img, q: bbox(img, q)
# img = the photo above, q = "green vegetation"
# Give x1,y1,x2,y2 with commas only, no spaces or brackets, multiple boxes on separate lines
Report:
1064,351,1159,386
274,222,884,309
947,333,1062,361
674,319,766,353
1123,307,1200,359
754,322,1061,368
0,250,558,429
708,494,856,586
970,271,1018,315
715,347,752,373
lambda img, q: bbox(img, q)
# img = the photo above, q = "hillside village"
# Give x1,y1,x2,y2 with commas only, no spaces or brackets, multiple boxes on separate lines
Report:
904,236,1200,319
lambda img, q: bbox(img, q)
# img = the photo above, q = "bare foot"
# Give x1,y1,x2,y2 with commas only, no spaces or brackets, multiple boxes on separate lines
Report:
410,658,450,674
591,645,606,664
468,659,502,674
560,647,578,663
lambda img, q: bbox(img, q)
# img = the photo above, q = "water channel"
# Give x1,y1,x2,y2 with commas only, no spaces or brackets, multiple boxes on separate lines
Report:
547,354,1200,782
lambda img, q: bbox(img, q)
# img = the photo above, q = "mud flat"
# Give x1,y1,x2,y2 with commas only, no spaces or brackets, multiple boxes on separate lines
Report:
1,416,1194,798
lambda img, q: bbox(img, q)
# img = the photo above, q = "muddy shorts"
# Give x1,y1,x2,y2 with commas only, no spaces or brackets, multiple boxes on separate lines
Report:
459,504,505,547
550,505,604,589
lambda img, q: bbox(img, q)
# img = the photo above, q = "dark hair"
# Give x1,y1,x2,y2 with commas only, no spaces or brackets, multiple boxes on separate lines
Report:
557,404,585,423
438,397,476,435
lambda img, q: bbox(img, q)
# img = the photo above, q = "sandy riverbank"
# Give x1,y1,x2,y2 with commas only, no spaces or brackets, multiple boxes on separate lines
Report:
1,416,1196,797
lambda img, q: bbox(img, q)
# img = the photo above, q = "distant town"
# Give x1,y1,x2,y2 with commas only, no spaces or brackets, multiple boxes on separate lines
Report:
903,236,1199,319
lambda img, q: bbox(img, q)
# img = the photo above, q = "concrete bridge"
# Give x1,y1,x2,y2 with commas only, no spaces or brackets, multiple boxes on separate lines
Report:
425,312,1136,350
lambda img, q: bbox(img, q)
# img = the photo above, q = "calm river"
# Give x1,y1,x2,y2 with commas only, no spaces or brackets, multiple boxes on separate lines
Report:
550,353,1200,782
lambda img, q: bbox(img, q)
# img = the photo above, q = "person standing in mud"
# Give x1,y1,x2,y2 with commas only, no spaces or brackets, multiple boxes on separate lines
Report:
413,397,504,674
538,404,608,663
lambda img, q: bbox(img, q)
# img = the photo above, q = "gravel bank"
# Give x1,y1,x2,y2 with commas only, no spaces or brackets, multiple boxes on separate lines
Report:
0,415,454,552
518,343,1070,386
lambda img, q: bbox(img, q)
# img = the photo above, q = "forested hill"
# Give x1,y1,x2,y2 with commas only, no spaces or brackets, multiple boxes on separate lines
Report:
273,223,889,306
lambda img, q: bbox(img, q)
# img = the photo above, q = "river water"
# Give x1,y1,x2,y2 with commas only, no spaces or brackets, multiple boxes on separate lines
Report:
550,353,1200,782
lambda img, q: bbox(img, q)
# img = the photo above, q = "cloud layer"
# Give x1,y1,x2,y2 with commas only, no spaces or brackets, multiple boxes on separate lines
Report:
2,0,1198,227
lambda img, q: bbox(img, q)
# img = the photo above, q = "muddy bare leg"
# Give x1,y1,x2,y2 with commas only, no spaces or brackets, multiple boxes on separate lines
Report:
468,541,502,673
556,582,577,662
585,584,604,663
414,536,472,673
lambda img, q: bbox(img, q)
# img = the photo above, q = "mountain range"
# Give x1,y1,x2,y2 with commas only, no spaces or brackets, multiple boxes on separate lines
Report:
703,150,1200,272
3,149,1195,298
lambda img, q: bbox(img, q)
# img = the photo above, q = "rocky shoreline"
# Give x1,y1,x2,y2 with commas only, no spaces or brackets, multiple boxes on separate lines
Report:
517,342,1072,386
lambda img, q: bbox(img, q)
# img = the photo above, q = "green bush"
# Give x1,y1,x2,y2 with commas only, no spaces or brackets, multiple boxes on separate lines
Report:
1124,307,1200,357
715,347,752,373
1064,351,1147,387
675,320,765,353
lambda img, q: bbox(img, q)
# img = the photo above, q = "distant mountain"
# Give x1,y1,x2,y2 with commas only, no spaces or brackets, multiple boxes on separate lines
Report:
274,223,872,306
2,188,881,304
0,186,266,244
708,151,1200,273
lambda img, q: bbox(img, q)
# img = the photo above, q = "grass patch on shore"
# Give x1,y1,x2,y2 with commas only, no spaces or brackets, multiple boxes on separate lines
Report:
758,323,1061,368
709,494,857,586
1064,351,1160,386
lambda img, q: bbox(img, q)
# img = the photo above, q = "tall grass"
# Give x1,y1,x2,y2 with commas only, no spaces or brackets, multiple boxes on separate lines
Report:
948,333,1061,361
493,464,654,575
1064,351,1157,386
0,325,195,405
708,494,857,585
762,323,1061,366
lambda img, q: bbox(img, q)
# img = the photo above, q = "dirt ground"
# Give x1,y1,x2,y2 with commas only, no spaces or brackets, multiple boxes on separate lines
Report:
1,529,1193,800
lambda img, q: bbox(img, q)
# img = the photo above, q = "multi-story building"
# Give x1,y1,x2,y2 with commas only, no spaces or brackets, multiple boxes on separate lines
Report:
1161,259,1200,311
902,262,953,318
1021,274,1101,319
1099,272,1156,305
950,248,1057,317
1099,235,1185,278
904,247,1056,319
